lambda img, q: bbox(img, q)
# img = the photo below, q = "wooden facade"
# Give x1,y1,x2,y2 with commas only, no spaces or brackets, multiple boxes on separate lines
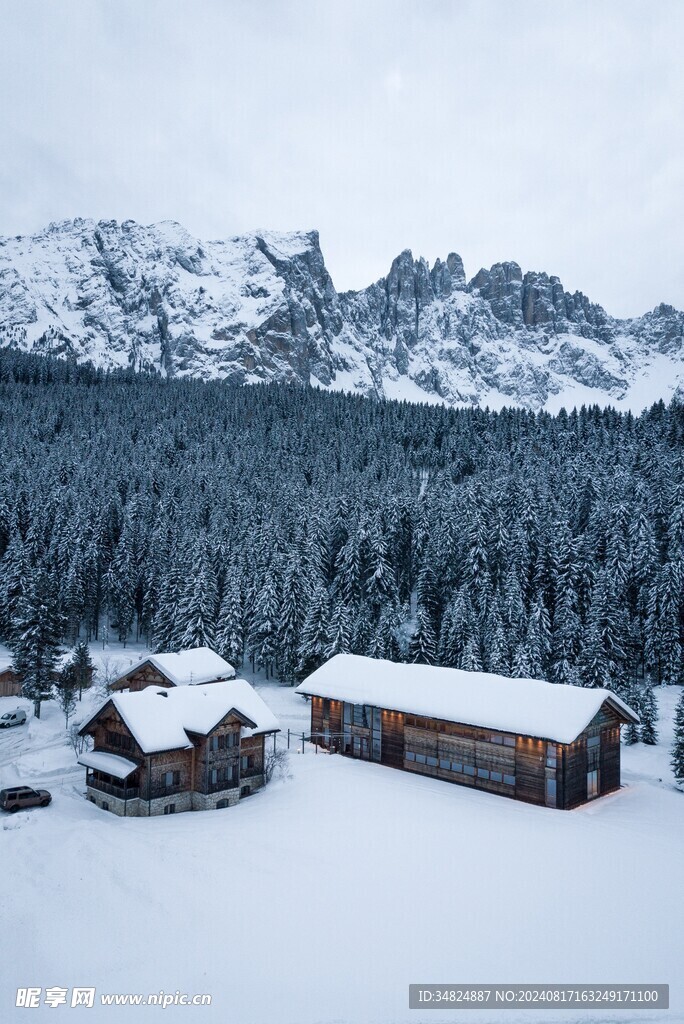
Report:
308,694,627,809
0,667,22,698
80,702,270,816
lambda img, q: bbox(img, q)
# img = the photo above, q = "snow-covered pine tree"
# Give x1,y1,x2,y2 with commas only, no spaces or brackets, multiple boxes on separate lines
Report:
670,688,684,785
407,605,436,665
297,584,330,679
71,637,94,699
216,569,245,669
639,684,658,744
12,569,62,718
325,599,352,659
178,535,219,651
623,685,641,745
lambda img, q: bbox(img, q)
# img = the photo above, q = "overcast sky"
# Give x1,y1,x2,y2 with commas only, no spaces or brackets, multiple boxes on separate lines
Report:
1,0,682,317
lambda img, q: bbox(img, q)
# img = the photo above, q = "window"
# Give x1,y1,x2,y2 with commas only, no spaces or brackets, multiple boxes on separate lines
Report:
101,801,109,811
546,777,557,807
241,755,253,771
463,765,476,777
490,734,503,744
587,735,600,747
587,769,599,799
240,785,251,798
546,743,557,769
163,770,180,789
439,758,450,770
106,730,133,752
477,768,490,780
503,736,516,748
415,753,427,765
406,750,416,762
211,769,218,785
163,803,176,814
503,774,515,786
451,762,463,773
210,736,219,752
322,698,331,717
427,756,438,767
353,704,369,728
343,703,352,726
216,799,230,809
490,770,502,783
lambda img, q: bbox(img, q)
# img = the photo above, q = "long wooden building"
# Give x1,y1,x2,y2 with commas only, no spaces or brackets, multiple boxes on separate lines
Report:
78,678,279,816
295,654,639,809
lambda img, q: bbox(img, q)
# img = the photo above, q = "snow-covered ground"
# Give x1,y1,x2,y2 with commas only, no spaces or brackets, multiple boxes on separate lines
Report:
1,643,682,1023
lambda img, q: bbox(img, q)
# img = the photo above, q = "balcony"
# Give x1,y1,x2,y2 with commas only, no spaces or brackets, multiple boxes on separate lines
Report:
86,774,140,801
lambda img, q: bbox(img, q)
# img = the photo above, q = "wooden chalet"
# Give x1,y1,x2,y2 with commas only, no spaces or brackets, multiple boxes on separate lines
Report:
0,665,21,698
78,678,279,816
295,654,640,809
110,647,235,692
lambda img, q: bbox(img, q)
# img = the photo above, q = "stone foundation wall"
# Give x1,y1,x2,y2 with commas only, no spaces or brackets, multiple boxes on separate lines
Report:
85,782,260,816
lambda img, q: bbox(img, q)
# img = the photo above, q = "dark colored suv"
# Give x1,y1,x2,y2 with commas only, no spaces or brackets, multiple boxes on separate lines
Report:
0,786,52,812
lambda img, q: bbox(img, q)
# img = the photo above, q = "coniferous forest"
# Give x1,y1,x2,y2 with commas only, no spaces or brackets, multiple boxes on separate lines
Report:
0,349,682,713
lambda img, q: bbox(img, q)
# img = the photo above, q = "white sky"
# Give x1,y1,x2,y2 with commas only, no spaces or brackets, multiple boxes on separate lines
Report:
2,0,682,318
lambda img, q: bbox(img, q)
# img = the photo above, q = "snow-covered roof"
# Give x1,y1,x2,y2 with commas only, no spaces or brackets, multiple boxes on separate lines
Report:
114,647,235,687
80,679,279,754
295,655,639,744
78,750,139,779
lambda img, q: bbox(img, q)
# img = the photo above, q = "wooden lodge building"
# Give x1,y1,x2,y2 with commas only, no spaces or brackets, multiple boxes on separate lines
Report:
110,647,235,693
0,665,21,698
78,676,279,816
296,654,640,809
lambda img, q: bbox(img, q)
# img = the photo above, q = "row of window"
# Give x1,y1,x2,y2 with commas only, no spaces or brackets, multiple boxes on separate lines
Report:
405,750,515,786
106,730,134,752
489,734,516,747
209,732,239,752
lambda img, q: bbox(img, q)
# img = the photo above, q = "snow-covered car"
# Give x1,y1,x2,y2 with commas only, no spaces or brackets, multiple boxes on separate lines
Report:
0,787,52,812
0,709,27,728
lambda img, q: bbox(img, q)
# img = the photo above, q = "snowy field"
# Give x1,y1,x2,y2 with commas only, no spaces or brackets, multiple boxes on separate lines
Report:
0,643,682,1024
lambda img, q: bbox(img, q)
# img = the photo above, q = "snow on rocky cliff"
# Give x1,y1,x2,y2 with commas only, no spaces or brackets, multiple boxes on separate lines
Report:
1,218,682,411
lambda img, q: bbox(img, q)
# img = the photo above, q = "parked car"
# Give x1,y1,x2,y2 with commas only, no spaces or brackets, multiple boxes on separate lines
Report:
0,709,27,729
0,786,52,812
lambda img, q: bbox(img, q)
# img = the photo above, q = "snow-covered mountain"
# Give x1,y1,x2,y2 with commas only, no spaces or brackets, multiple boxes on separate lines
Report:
1,217,682,411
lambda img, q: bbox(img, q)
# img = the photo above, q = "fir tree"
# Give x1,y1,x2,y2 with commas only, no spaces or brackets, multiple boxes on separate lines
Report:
12,570,62,718
639,684,658,745
670,688,684,785
407,606,437,665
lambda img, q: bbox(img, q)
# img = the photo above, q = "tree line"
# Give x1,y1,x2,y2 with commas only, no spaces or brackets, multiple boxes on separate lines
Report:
0,350,682,740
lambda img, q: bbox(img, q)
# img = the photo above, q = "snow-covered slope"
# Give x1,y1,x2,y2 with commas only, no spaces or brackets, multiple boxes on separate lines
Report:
1,218,682,411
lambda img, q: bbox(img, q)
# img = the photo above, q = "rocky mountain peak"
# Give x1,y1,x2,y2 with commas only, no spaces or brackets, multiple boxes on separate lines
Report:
0,219,682,411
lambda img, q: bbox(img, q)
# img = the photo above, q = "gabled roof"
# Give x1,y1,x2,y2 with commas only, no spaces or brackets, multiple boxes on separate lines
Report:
79,678,279,754
113,647,235,688
295,654,639,745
